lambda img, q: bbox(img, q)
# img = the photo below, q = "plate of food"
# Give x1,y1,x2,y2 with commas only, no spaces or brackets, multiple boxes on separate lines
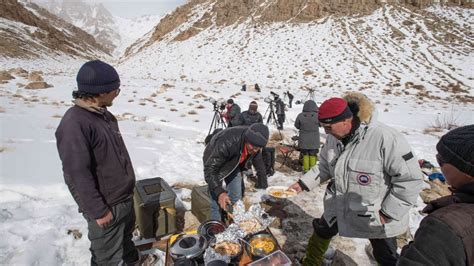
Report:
266,186,298,199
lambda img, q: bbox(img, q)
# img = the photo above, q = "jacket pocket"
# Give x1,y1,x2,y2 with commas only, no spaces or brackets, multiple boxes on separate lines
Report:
346,159,383,203
347,201,384,233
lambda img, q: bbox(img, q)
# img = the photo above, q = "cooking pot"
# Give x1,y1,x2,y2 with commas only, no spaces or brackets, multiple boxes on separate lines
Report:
169,234,208,260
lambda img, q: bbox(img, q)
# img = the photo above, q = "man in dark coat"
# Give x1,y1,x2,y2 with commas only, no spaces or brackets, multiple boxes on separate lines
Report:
274,96,286,130
399,125,474,266
286,91,294,108
55,60,139,265
294,100,320,173
203,123,269,221
239,101,263,126
239,101,268,189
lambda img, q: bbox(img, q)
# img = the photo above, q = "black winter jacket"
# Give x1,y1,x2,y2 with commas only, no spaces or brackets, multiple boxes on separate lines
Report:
239,111,263,126
203,126,254,198
56,103,135,219
399,181,474,266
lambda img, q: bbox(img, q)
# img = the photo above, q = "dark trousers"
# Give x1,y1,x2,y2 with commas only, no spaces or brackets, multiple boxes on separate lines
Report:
277,114,285,129
252,152,268,189
313,217,399,266
84,199,139,266
300,149,318,156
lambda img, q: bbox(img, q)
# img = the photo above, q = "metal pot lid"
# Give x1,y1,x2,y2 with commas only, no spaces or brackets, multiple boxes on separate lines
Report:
170,234,207,259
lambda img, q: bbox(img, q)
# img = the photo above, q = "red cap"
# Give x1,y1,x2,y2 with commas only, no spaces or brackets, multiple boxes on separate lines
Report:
318,97,353,124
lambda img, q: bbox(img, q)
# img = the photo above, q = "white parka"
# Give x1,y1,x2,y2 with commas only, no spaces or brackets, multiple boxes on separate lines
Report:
300,93,424,239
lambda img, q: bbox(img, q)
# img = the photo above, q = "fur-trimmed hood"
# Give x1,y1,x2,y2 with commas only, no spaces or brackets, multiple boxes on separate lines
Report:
343,92,375,124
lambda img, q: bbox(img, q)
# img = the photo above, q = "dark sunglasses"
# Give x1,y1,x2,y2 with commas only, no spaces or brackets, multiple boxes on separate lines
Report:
436,154,445,167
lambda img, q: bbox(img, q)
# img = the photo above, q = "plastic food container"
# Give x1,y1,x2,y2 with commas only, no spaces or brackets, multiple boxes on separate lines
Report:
248,250,292,266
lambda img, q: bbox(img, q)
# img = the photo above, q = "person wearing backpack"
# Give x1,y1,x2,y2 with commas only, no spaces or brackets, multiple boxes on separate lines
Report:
398,125,474,266
294,100,320,173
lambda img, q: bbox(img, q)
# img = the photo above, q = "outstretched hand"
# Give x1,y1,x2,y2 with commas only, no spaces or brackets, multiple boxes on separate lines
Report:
289,182,303,193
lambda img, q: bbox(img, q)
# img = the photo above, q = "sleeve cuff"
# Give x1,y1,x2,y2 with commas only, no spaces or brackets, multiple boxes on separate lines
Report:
298,179,310,192
213,186,226,199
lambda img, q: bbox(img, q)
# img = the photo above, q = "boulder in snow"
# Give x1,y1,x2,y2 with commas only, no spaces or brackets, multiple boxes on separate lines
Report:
25,81,53,90
0,70,15,81
28,71,44,82
8,67,28,78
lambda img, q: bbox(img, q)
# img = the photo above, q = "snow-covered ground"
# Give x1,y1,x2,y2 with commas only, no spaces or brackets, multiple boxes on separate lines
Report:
1,4,473,266
1,66,472,264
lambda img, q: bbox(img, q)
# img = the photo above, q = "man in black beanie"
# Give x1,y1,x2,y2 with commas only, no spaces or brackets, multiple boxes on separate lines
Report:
399,125,474,266
203,123,269,221
56,60,139,265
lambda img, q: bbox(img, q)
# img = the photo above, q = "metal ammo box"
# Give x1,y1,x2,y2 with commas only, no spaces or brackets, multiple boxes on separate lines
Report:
134,177,177,239
191,185,211,223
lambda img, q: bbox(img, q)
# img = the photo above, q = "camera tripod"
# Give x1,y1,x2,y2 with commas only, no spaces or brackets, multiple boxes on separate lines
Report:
303,88,316,102
208,104,227,135
264,101,284,139
264,102,278,127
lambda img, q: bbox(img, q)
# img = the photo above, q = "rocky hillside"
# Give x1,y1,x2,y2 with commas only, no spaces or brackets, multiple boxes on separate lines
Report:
124,0,473,56
0,0,110,61
31,0,120,54
120,0,473,104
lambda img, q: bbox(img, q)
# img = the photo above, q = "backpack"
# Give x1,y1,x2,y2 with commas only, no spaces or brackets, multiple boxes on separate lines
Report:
204,128,224,145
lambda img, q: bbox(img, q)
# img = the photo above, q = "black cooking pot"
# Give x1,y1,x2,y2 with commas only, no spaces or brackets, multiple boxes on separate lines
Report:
169,234,208,261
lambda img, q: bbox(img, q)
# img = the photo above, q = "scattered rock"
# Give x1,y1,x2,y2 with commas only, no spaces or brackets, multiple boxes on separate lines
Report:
419,179,450,203
8,67,28,77
16,83,25,88
67,229,82,240
24,81,52,90
0,71,15,81
28,71,44,82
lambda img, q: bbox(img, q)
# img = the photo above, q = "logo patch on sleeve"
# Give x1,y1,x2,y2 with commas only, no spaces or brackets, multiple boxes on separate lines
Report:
357,174,372,185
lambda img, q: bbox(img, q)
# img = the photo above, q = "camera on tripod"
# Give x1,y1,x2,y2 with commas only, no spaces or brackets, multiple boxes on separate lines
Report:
270,91,279,99
208,97,226,111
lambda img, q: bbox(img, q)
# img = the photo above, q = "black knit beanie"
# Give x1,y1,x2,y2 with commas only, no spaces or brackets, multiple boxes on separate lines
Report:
76,60,120,94
436,125,474,176
245,123,269,147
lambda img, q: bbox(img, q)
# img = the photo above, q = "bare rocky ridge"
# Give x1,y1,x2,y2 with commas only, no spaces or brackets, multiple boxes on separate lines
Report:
124,0,473,59
0,0,109,60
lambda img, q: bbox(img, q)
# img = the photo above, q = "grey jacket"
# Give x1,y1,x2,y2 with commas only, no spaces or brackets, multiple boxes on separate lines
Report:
295,100,320,150
300,93,423,238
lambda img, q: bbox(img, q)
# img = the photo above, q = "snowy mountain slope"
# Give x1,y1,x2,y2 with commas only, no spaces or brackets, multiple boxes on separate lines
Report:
0,0,110,64
31,0,162,57
31,0,120,54
114,15,162,57
120,4,473,105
